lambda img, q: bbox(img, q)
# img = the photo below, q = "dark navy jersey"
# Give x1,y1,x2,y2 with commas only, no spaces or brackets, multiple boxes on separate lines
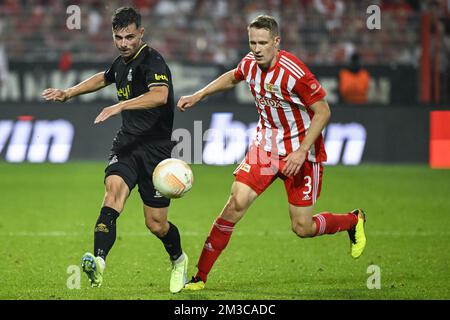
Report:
104,43,174,138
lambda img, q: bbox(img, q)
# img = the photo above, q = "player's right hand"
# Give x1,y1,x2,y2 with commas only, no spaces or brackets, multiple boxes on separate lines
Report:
177,94,201,112
42,88,70,102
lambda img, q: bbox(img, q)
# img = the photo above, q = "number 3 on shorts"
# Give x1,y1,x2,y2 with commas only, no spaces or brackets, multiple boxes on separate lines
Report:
303,176,312,195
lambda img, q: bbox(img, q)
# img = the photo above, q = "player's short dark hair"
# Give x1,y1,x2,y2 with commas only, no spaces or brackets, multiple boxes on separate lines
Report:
248,15,279,37
112,7,141,30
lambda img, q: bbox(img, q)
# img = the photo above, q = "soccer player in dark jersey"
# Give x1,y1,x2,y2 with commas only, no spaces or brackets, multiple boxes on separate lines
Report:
42,7,188,293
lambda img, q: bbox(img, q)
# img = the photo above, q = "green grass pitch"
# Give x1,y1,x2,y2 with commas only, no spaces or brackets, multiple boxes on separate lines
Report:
1,163,449,300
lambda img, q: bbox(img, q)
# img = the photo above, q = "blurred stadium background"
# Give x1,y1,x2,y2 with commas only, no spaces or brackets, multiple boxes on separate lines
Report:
1,0,450,300
1,0,450,164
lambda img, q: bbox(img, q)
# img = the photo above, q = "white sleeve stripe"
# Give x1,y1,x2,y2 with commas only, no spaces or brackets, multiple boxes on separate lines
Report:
281,56,306,76
246,61,256,83
240,60,246,75
280,61,302,79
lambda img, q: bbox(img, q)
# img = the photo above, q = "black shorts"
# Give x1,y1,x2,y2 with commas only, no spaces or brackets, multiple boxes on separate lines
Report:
104,130,174,208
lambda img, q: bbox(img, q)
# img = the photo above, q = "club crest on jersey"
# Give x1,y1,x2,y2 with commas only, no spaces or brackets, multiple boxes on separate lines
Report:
127,69,133,81
264,83,280,93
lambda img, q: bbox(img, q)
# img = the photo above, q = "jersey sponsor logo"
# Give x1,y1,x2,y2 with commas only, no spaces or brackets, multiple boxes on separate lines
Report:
256,96,283,109
117,84,131,100
154,73,168,81
264,83,281,93
0,116,74,163
127,69,133,81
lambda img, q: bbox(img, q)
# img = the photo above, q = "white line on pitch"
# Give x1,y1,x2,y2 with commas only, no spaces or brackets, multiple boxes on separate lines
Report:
0,231,448,237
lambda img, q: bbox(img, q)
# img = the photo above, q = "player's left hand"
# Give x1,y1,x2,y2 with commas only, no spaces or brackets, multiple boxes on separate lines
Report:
281,149,307,176
94,104,122,124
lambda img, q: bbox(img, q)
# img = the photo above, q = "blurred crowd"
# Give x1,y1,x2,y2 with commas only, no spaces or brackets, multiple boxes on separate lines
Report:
0,0,449,67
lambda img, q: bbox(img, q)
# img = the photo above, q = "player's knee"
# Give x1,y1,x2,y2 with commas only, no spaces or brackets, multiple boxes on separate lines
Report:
103,176,129,211
232,188,253,212
103,191,125,212
223,194,247,218
146,219,167,237
292,226,308,238
221,183,256,222
292,223,314,238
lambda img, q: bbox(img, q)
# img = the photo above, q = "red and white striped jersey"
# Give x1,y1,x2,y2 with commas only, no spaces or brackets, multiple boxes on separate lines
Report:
234,50,327,162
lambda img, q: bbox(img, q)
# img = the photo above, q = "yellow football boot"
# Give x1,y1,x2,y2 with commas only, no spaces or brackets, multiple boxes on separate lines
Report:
348,209,367,259
184,276,206,291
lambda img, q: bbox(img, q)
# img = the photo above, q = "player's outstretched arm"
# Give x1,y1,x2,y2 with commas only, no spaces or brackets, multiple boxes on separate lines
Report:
94,85,169,124
177,69,241,112
42,72,108,102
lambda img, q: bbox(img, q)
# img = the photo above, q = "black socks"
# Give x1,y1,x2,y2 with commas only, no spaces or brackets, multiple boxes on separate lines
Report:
158,221,183,261
94,206,120,261
93,207,182,262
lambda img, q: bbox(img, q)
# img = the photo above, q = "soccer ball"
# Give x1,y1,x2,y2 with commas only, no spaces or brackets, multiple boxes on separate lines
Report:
152,158,194,199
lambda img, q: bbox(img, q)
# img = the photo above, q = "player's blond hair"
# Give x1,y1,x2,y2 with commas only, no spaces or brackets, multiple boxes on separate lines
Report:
248,15,279,37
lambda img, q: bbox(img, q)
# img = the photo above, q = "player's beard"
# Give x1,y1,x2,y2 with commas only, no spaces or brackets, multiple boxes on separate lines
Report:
120,40,143,61
119,47,134,60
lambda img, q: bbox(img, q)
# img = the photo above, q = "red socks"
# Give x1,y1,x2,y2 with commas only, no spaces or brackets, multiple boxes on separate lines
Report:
196,217,235,282
313,212,358,236
194,213,357,282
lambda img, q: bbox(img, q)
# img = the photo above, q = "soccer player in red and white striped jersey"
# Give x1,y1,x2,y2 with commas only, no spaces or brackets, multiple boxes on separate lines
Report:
177,15,367,291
